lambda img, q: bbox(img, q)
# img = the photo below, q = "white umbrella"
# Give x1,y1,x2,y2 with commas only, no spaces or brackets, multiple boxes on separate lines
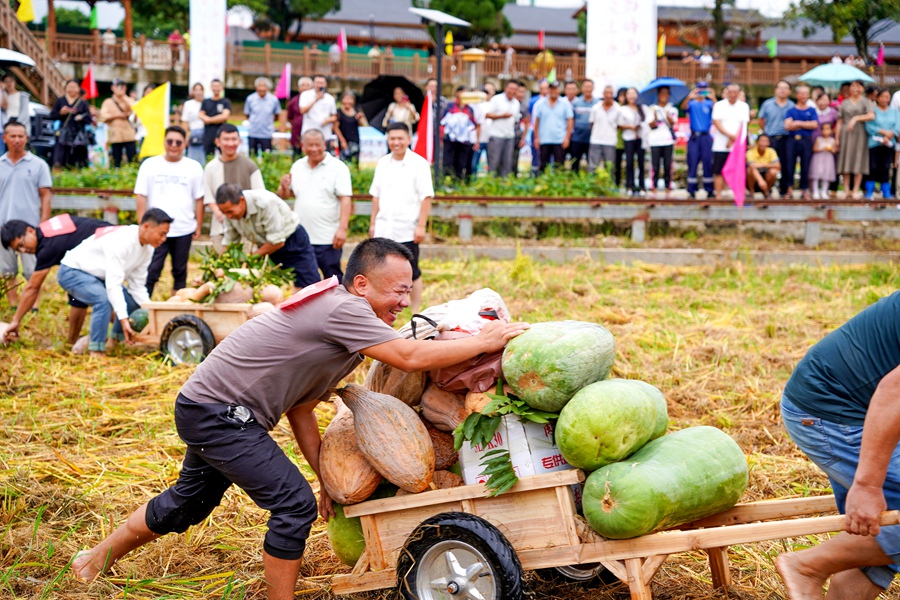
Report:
226,5,255,29
0,49,35,68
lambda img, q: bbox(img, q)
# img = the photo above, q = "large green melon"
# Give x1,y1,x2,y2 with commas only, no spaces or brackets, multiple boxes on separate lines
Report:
556,379,666,471
327,484,398,566
128,308,149,333
501,321,616,412
583,426,748,539
629,379,669,439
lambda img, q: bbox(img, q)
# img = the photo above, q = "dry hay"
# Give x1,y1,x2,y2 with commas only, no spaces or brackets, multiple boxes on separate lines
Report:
2,258,900,599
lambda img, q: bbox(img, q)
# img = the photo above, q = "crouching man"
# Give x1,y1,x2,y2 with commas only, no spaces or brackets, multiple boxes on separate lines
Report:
72,238,529,600
57,208,172,357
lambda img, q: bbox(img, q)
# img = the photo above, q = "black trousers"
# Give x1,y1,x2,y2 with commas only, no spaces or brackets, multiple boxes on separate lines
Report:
769,135,790,194
312,244,343,280
650,145,674,190
110,141,137,168
147,233,192,297
624,139,645,192
443,140,474,181
614,147,625,187
539,144,565,172
786,135,814,191
569,141,590,172
248,137,272,156
271,226,321,289
870,145,894,185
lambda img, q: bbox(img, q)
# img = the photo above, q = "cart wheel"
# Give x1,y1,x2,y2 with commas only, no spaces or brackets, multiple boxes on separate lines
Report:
533,562,620,586
397,512,524,600
159,315,215,365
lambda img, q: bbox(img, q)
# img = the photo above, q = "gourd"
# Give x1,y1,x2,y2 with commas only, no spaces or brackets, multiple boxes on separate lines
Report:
426,425,459,471
420,384,468,432
362,360,427,406
336,384,435,493
319,399,382,504
214,281,254,304
259,284,284,305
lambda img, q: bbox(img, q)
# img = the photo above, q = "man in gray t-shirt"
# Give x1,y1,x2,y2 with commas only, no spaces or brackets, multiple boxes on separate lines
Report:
72,238,529,599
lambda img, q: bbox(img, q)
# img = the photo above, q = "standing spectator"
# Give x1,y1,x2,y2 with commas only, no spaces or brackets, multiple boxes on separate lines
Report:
135,126,204,297
757,80,795,198
50,80,92,169
278,129,353,280
470,82,495,176
203,124,265,254
699,51,714,68
299,75,337,148
570,79,598,172
441,86,479,181
244,77,282,156
199,79,232,157
102,28,117,64
215,185,320,291
618,87,647,196
646,86,678,196
485,80,521,177
100,79,136,168
681,82,716,199
283,77,313,159
836,80,875,199
425,78,448,117
513,82,528,172
334,91,367,163
784,85,819,201
529,79,550,174
368,44,382,76
831,53,843,64
368,123,434,315
746,133,780,197
1,75,26,137
168,29,184,69
810,123,837,200
864,88,899,199
180,83,206,165
816,92,841,198
587,85,619,173
0,121,51,308
711,84,750,200
383,87,419,132
328,42,341,72
532,81,574,172
563,80,579,105
503,45,515,76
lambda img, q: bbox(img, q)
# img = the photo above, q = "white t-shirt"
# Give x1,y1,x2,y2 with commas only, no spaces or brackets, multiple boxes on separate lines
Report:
617,106,644,142
181,99,204,132
368,150,435,243
589,102,620,146
486,93,520,139
134,155,205,237
646,103,678,147
472,100,491,144
298,89,337,138
290,153,354,245
711,99,750,152
890,91,900,115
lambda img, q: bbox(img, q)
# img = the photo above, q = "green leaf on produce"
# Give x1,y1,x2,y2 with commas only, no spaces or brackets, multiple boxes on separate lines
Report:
479,449,518,497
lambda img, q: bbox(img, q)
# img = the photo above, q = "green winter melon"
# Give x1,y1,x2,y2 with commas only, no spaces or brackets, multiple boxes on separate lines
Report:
583,426,749,539
327,484,398,566
502,320,616,412
128,308,149,333
628,380,669,439
556,379,666,471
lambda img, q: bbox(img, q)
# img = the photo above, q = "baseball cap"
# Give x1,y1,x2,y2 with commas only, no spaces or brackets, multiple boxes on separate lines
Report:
112,78,126,87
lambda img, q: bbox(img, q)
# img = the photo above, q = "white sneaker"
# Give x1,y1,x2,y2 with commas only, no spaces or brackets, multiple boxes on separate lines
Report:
812,191,821,200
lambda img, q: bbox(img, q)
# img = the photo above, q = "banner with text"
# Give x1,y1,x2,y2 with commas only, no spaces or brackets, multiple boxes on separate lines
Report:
585,0,657,91
189,0,227,95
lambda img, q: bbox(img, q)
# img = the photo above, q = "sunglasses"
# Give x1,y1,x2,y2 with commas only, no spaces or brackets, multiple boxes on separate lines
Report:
165,139,184,147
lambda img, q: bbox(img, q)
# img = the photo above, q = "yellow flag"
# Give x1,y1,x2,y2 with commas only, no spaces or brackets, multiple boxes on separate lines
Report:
132,82,171,159
657,34,666,58
16,0,35,23
444,31,453,56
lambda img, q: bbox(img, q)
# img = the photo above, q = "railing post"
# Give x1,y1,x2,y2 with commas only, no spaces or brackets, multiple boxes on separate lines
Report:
800,59,807,74
92,29,100,62
457,215,473,241
746,59,752,85
774,59,780,83
139,34,145,69
631,214,648,243
804,218,821,248
265,42,272,76
303,46,310,75
413,53,420,82
660,56,668,77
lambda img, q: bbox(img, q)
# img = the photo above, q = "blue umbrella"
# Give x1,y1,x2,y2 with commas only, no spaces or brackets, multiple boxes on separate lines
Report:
638,77,689,107
799,63,874,87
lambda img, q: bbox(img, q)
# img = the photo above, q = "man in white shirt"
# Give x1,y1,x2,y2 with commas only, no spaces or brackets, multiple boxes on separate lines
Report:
711,84,751,200
277,129,353,280
299,75,337,148
134,125,205,297
588,85,620,173
368,122,434,314
470,82,495,177
485,80,521,177
57,209,172,357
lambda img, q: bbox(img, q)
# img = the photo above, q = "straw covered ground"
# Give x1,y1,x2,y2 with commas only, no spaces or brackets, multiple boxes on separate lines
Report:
2,254,900,599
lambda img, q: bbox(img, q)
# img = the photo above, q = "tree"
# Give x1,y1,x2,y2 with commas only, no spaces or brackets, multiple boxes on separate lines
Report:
251,0,340,41
131,0,269,39
412,0,512,48
788,0,900,61
673,0,769,59
42,7,91,30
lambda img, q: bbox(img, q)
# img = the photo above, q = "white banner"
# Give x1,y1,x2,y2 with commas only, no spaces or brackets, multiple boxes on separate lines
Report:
585,0,657,91
189,0,227,94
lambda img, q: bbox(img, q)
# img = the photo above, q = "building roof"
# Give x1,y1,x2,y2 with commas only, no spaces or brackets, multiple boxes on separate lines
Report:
658,6,766,24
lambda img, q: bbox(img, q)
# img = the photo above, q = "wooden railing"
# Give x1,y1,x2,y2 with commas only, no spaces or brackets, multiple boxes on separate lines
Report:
35,32,189,72
0,3,65,104
658,57,900,87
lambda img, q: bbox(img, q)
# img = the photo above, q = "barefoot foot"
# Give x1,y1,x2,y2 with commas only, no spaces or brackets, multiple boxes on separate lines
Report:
776,553,827,599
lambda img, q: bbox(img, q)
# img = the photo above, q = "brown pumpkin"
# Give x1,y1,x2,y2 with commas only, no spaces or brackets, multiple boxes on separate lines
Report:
395,470,464,496
420,384,468,432
214,281,254,304
464,384,507,415
363,360,427,407
336,384,435,493
319,399,382,504
427,426,459,471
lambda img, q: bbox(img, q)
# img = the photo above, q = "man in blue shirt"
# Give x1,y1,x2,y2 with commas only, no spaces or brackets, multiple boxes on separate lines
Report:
570,79,599,172
783,85,819,201
532,81,574,173
777,290,900,600
680,82,716,199
244,77,283,157
757,80,795,197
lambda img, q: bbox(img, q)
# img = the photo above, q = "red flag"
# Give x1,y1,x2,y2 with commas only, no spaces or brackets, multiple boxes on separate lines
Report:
81,63,98,100
538,30,545,50
721,124,747,207
413,90,433,163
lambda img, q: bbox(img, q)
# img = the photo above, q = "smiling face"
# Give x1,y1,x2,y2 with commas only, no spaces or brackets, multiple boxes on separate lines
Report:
218,198,247,220
211,80,223,98
164,130,186,161
355,254,413,325
191,84,204,101
387,128,410,157
216,130,241,159
394,87,405,103
878,89,891,108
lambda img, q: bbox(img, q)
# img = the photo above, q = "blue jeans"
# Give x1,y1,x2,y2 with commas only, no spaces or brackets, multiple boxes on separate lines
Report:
57,265,139,352
781,396,900,589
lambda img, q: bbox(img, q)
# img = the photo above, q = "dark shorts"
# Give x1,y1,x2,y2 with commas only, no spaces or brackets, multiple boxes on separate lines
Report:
270,226,321,289
145,395,318,560
67,294,88,309
401,241,421,281
713,151,731,176
312,244,343,281
247,137,272,156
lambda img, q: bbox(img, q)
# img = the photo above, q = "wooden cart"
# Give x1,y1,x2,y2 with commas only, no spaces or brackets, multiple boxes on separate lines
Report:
331,470,900,600
134,300,254,364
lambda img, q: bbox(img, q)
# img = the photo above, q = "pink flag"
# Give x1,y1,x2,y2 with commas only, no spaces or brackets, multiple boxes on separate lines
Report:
413,91,433,163
721,124,747,207
337,27,348,52
274,63,291,100
878,43,885,66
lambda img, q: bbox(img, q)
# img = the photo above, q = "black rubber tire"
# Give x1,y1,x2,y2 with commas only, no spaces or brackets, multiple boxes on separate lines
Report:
396,512,524,600
158,315,216,365
532,562,621,587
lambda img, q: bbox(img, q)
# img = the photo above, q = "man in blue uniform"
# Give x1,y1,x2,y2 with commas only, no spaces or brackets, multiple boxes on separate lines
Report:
680,82,716,199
